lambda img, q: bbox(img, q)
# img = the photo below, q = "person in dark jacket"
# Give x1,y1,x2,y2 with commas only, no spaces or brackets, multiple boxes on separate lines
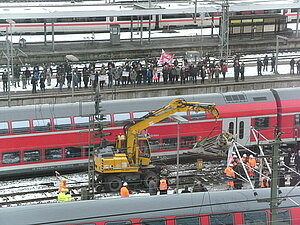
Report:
148,177,158,196
290,58,295,75
31,75,37,93
181,186,191,193
240,62,245,81
257,58,262,76
263,55,268,71
294,149,300,172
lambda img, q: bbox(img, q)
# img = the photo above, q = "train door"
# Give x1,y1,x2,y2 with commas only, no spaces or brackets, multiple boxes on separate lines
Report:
223,117,251,146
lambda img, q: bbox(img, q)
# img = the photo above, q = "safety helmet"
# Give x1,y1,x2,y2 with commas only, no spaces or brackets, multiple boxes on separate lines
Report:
62,178,67,182
229,164,233,167
233,155,237,158
243,154,247,157
123,182,128,186
250,155,254,158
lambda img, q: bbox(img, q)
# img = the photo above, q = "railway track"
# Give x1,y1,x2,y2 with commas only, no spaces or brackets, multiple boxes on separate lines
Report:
0,161,224,206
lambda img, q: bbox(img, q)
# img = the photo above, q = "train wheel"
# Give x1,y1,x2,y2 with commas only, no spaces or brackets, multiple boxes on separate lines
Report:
142,171,159,188
104,175,122,192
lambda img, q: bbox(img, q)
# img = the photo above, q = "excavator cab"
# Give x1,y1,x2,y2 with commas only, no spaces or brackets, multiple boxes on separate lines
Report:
136,135,151,166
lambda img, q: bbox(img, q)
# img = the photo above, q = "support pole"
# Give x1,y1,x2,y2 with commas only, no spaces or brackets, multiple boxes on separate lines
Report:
44,20,47,45
6,27,11,107
140,16,143,46
270,136,280,225
130,16,133,42
176,123,180,193
297,9,299,38
275,35,288,74
148,15,151,43
52,20,55,52
10,24,13,108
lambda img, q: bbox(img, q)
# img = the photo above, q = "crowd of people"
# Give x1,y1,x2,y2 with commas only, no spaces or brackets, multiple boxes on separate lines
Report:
2,54,299,94
224,148,300,190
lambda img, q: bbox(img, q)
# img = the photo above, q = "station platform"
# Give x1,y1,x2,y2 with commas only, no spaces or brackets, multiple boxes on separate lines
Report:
3,34,300,65
0,73,299,107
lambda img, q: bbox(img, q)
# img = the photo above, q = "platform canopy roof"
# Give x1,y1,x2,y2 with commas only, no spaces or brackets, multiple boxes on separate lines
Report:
0,0,299,20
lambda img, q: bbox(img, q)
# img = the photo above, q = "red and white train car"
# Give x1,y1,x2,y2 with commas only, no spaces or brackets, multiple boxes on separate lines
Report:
0,87,299,178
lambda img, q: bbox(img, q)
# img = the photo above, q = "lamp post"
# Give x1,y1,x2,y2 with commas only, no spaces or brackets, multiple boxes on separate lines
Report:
275,35,288,74
6,19,15,107
169,115,189,193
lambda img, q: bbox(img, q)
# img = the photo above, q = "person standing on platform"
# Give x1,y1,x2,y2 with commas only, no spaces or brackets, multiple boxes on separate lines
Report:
263,55,268,71
271,54,276,72
290,58,295,75
257,58,262,76
247,155,256,178
260,175,270,188
2,69,8,93
148,177,158,196
159,177,168,195
233,60,240,82
224,164,235,190
221,63,228,80
120,182,130,198
31,75,37,94
214,64,220,84
240,62,245,81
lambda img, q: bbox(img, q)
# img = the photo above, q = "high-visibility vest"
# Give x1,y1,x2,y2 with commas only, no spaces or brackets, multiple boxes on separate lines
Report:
159,179,168,191
58,182,66,192
242,157,247,162
248,158,256,168
57,192,66,202
65,194,72,202
120,187,129,197
261,177,269,188
224,167,235,178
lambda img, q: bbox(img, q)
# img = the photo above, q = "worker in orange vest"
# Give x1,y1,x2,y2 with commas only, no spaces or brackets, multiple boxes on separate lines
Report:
224,164,235,190
159,178,168,195
247,155,256,178
120,182,130,198
58,178,67,193
261,176,270,188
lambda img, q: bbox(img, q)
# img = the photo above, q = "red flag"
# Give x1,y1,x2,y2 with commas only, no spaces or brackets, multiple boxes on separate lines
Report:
159,49,174,65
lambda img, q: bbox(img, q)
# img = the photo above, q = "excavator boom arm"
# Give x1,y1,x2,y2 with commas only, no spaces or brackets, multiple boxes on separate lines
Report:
126,99,219,165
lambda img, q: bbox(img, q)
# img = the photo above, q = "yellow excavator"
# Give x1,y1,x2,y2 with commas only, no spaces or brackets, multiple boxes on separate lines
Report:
94,98,219,191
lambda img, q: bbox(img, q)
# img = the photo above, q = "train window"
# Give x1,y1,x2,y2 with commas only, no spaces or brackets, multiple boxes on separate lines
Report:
141,218,166,225
231,19,241,24
254,117,270,130
33,119,51,132
176,216,200,225
295,114,300,126
2,151,20,165
95,114,111,127
242,19,252,23
12,120,30,134
74,116,89,129
277,209,291,225
65,146,82,159
243,211,267,225
45,148,62,161
24,149,41,163
209,213,234,225
0,122,8,135
113,113,131,127
190,111,206,120
106,221,131,225
54,118,72,130
171,112,188,120
181,136,196,149
228,122,234,134
239,121,244,139
149,139,160,152
84,147,94,157
133,111,149,119
253,18,264,23
162,137,177,151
